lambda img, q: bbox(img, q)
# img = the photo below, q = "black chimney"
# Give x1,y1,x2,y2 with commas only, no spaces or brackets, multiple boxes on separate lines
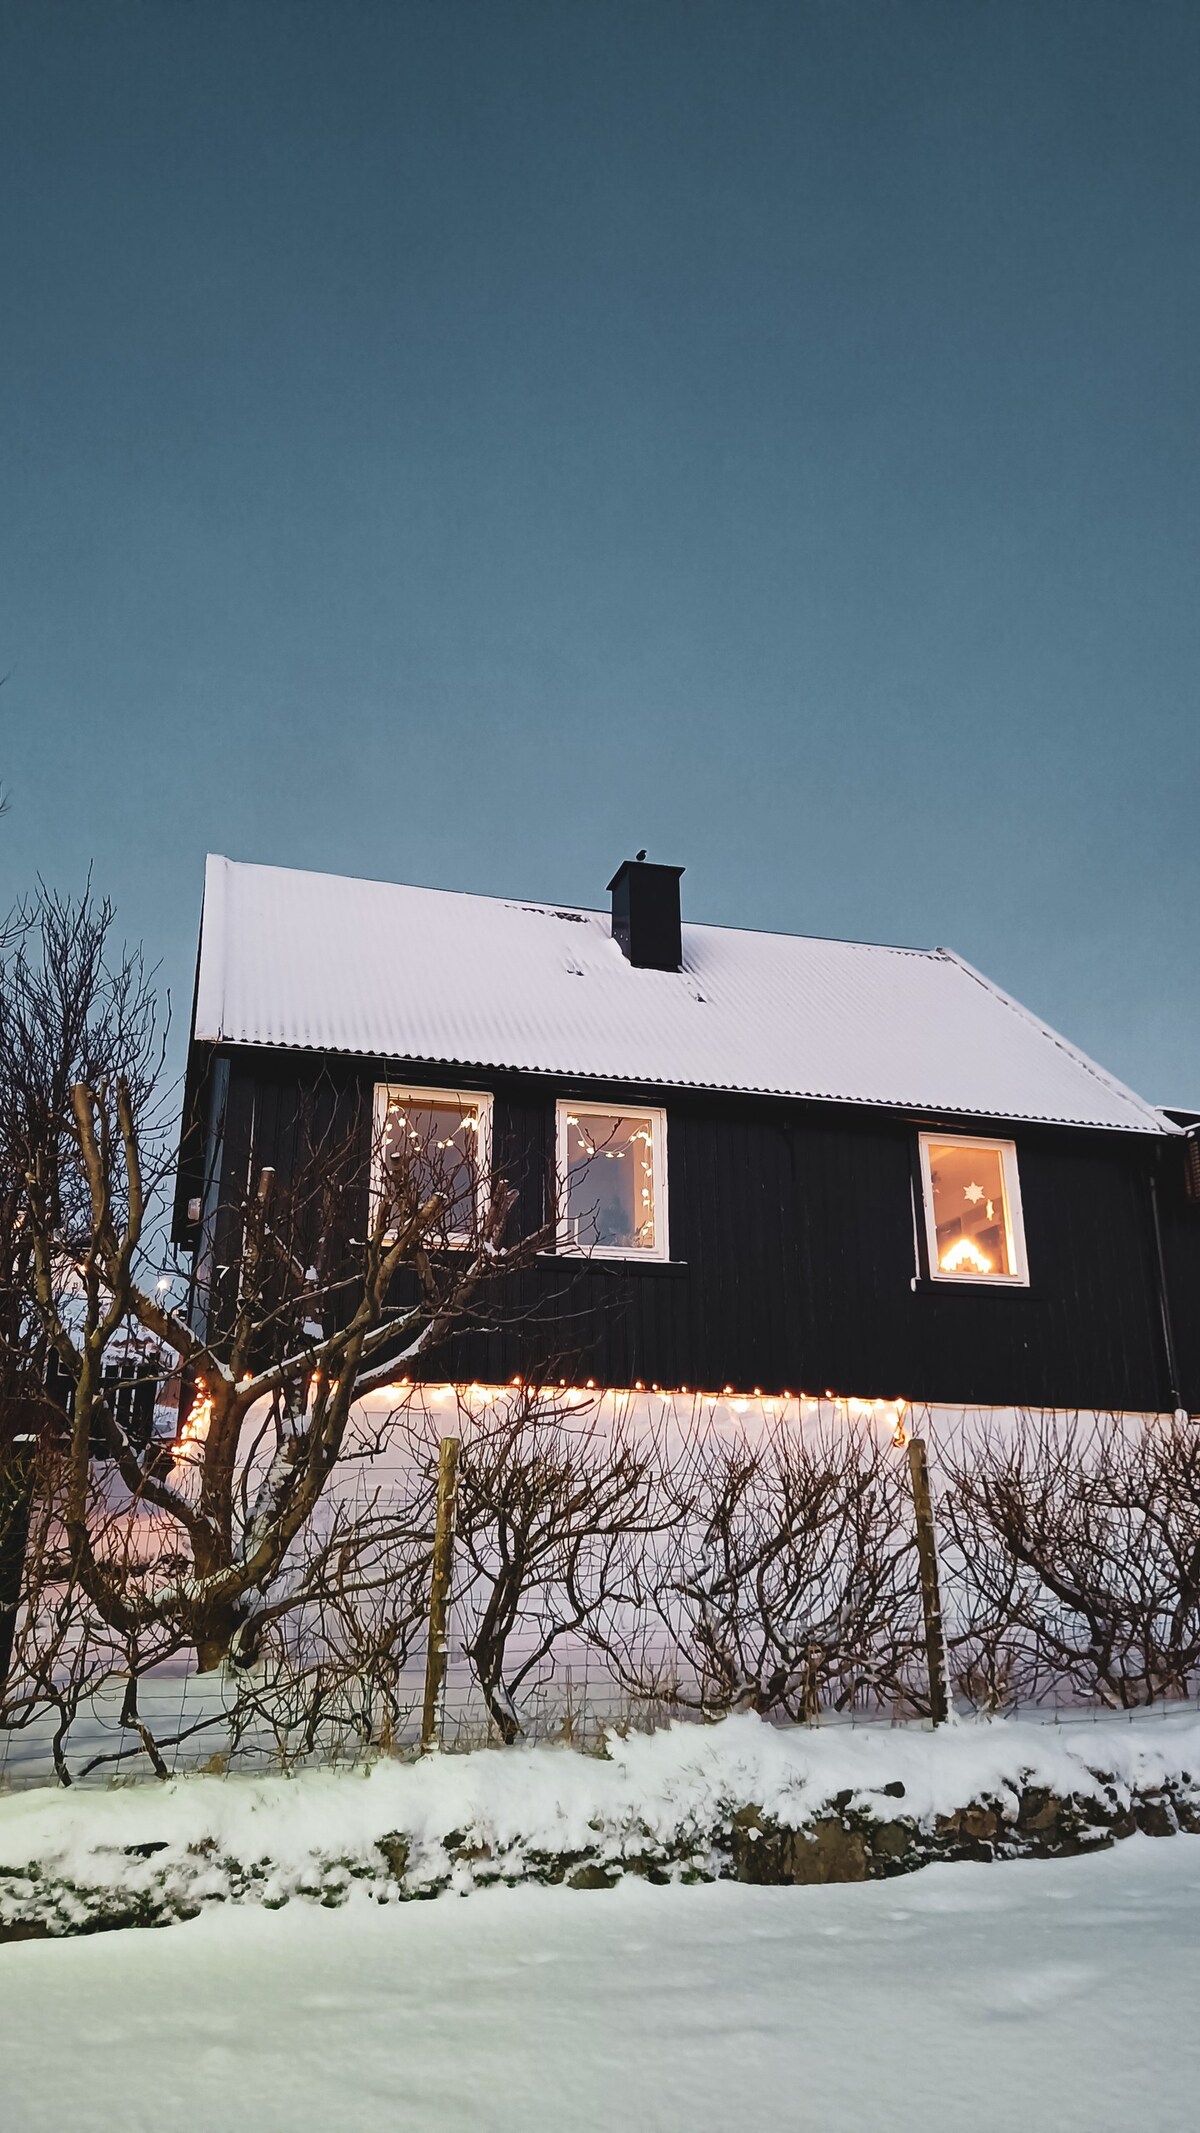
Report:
607,858,684,971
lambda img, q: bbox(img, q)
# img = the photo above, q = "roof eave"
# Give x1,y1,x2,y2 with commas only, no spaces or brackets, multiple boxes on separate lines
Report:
193,1032,1177,1134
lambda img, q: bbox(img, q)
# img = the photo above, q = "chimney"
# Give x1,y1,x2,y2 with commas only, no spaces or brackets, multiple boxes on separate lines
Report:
607,857,684,971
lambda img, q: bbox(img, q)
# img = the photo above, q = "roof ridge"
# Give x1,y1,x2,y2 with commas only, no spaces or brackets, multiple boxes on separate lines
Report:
210,855,936,959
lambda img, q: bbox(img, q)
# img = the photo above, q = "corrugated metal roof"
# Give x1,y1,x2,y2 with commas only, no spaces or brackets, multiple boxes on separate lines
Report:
193,855,1171,1134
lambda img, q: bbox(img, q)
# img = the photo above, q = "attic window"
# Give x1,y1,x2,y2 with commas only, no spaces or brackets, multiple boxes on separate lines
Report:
917,1133,1028,1285
557,1102,668,1259
373,1085,493,1245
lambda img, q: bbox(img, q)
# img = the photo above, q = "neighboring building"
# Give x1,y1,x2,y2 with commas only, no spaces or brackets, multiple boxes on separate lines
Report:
174,854,1199,1418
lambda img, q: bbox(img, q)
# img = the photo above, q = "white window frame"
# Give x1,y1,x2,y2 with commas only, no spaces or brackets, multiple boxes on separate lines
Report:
373,1083,494,1246
917,1131,1029,1287
555,1099,670,1261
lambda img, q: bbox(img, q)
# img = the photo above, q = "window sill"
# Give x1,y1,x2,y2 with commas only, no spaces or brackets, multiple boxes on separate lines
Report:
909,1275,1038,1297
538,1252,689,1277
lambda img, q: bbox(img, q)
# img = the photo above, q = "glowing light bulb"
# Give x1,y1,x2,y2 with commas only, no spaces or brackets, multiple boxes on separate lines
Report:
940,1237,993,1275
177,1377,213,1449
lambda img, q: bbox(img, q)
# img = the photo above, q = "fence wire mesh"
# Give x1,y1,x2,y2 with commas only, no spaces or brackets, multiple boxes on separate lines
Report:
3,1390,1199,1787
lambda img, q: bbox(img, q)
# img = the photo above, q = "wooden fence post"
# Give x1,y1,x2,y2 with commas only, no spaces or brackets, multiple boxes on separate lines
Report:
907,1435,949,1726
420,1434,460,1753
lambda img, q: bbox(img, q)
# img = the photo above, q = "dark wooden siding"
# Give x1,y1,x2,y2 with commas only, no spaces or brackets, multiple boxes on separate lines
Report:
202,1047,1195,1414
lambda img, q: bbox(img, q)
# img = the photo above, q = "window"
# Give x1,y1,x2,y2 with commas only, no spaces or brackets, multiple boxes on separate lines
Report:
917,1133,1027,1285
556,1102,668,1259
373,1085,493,1244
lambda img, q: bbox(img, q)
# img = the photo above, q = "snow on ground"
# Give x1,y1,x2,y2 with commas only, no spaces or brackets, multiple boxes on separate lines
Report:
3,1839,1199,2133
4,1708,1200,1934
4,1708,1200,1923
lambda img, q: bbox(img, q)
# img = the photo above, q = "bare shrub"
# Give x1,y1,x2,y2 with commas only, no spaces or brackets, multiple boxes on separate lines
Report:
613,1410,924,1721
221,1451,438,1768
0,1434,192,1781
410,1389,667,1744
940,1409,1200,1710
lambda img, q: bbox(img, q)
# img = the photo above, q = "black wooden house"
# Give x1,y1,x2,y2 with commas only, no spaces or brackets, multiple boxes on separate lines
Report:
174,855,1199,1419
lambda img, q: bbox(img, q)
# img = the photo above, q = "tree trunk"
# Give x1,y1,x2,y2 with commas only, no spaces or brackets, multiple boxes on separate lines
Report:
0,1399,58,1691
193,1611,240,1674
0,1446,35,1690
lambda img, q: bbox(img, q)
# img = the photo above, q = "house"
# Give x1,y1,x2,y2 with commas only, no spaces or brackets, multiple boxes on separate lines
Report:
174,854,1200,1420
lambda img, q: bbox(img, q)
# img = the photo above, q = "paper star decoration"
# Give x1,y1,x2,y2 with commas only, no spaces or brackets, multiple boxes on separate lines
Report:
963,1181,985,1204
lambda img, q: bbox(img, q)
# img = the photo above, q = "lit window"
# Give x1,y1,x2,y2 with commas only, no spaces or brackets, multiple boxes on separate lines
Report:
917,1133,1028,1285
556,1102,668,1258
373,1085,493,1244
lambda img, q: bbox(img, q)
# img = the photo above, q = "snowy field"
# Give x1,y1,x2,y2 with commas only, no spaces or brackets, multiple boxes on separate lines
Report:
3,1838,1199,2133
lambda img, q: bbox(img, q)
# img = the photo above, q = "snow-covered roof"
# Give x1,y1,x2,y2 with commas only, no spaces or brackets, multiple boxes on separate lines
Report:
192,856,1171,1135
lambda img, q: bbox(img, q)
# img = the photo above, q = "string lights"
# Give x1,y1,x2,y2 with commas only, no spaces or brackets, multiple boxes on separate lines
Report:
363,1376,910,1441
564,1109,657,1251
175,1376,213,1450
168,1360,908,1457
379,1093,483,1236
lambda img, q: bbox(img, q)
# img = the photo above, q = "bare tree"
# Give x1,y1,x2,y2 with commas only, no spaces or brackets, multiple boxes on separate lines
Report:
0,884,167,1691
2,883,549,1693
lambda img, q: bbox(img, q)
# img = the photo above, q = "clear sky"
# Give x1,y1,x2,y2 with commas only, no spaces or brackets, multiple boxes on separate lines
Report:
1,0,1197,1103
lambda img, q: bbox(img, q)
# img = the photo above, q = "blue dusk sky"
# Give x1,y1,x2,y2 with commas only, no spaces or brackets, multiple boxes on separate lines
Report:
1,0,1197,1102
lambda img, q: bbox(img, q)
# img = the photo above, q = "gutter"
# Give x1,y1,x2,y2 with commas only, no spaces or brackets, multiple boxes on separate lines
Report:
1148,1153,1186,1419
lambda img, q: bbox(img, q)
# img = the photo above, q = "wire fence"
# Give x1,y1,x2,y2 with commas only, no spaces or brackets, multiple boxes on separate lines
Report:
3,1390,1200,1787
